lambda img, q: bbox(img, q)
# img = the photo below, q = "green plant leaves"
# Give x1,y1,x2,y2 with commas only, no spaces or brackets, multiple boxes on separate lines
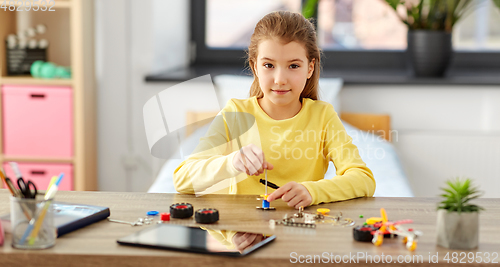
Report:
493,0,500,9
302,0,319,19
385,0,400,10
438,177,484,213
383,0,499,31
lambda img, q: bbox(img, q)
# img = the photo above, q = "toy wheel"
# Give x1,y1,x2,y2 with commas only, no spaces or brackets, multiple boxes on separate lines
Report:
195,208,219,224
353,225,377,242
373,234,383,246
406,240,417,251
170,203,194,219
402,236,408,244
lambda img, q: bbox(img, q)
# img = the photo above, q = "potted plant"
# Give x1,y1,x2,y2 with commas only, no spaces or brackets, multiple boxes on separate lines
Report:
384,0,500,77
302,0,319,30
436,178,483,249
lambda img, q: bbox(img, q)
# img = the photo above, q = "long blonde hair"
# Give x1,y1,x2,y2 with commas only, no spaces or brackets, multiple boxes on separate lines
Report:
247,11,321,101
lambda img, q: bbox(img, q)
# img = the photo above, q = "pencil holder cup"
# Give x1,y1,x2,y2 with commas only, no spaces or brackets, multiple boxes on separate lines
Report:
10,195,56,249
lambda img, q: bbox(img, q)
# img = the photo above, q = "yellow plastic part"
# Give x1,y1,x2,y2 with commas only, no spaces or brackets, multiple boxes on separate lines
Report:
406,241,417,251
260,194,269,200
402,236,408,244
316,208,330,215
366,217,383,225
380,208,388,223
373,234,384,246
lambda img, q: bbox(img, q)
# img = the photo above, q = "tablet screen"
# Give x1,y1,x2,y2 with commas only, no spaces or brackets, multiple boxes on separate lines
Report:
117,224,276,257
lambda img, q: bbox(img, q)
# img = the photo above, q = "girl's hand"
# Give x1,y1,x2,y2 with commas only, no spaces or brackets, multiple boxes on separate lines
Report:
232,232,264,253
266,181,312,209
232,144,274,176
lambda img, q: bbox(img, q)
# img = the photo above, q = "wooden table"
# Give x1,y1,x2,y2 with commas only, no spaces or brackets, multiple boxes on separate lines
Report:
0,190,499,266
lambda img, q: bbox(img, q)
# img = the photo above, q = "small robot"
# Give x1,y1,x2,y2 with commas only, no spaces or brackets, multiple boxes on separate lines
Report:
353,208,422,251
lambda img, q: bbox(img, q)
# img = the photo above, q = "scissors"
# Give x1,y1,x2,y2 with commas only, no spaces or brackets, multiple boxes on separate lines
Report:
17,178,37,199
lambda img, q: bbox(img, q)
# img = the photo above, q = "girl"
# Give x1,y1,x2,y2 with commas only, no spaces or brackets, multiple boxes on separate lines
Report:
173,11,375,211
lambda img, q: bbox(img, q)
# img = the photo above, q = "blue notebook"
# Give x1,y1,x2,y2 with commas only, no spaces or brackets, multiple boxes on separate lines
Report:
1,202,110,237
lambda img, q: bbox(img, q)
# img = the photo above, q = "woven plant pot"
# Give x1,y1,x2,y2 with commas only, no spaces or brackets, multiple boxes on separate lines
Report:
436,209,478,249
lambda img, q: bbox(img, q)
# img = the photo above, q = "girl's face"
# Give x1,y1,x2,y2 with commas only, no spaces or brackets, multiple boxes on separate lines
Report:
254,39,315,108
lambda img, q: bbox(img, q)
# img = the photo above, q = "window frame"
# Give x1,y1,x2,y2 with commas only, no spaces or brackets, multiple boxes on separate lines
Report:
190,0,500,70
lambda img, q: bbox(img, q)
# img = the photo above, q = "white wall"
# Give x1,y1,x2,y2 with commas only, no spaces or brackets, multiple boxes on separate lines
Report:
95,0,190,192
340,85,500,198
95,0,500,198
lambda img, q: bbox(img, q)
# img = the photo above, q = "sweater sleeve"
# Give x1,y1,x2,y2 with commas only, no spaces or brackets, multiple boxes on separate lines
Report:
300,107,376,205
173,101,243,194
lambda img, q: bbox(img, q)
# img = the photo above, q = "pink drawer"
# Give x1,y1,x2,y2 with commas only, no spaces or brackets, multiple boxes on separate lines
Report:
2,85,73,157
2,163,73,191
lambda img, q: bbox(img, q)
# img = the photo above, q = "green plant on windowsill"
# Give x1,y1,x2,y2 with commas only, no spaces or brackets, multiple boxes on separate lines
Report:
438,178,484,213
383,0,500,76
384,0,500,32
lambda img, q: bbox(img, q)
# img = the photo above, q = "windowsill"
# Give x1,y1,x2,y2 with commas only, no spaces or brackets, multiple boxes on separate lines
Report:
145,64,500,85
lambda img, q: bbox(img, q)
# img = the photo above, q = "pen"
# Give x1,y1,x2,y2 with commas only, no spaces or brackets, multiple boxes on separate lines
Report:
46,176,58,194
5,178,23,198
26,176,57,245
0,168,20,197
5,177,34,221
3,169,34,220
44,173,63,200
0,169,16,196
259,178,280,190
5,178,20,198
28,174,62,244
9,162,23,180
21,173,64,245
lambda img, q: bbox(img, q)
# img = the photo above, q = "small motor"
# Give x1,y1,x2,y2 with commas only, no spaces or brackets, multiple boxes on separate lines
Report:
195,208,219,224
170,203,194,219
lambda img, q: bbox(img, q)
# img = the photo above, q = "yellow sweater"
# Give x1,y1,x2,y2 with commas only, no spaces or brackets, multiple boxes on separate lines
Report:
173,96,375,205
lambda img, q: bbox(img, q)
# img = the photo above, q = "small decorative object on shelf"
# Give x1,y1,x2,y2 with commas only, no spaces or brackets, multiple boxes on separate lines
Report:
30,60,71,79
5,46,46,75
5,24,49,75
436,177,484,249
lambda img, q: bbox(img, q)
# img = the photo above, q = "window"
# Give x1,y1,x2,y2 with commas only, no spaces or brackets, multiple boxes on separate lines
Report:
317,0,407,50
205,0,408,50
193,0,500,69
206,0,301,49
454,0,500,51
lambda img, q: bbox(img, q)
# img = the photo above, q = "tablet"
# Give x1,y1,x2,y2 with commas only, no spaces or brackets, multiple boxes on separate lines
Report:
117,223,276,257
